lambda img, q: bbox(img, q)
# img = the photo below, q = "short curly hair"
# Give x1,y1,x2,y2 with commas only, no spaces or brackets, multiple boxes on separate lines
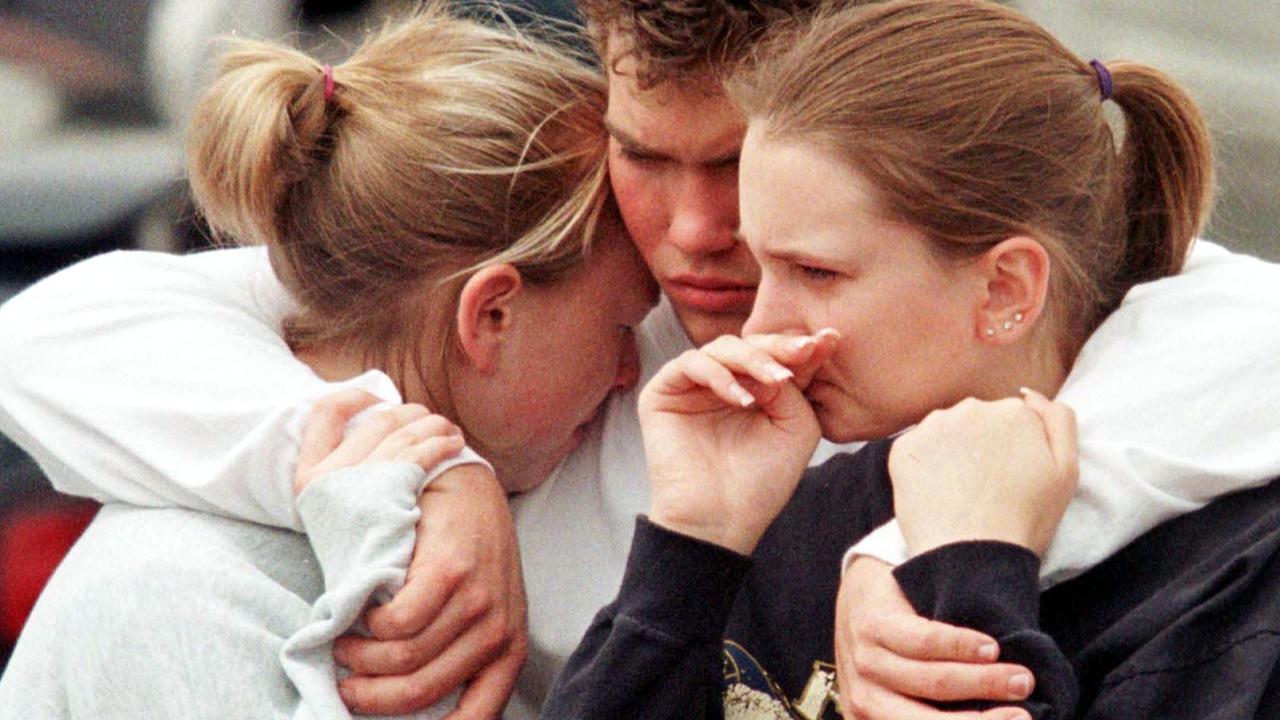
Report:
577,0,827,88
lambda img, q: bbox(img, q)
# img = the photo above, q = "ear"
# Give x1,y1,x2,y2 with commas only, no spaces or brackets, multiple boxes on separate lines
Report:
974,237,1050,344
455,264,523,372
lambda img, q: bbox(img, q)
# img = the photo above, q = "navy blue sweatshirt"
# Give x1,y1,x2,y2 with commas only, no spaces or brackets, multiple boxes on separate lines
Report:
544,438,1280,719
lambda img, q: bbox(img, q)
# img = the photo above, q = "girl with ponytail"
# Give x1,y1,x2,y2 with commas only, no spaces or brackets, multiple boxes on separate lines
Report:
545,1,1280,718
0,4,658,719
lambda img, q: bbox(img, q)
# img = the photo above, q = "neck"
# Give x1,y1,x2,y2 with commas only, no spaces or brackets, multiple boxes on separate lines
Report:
982,329,1072,401
295,333,455,417
294,341,367,384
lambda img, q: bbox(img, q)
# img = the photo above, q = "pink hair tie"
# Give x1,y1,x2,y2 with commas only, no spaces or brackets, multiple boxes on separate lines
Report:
322,64,335,102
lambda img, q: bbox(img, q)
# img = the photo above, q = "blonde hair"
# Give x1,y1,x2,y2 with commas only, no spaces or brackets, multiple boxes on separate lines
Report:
733,0,1215,357
186,3,609,394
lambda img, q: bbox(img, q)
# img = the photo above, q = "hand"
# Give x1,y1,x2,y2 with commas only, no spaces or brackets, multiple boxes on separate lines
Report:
888,390,1078,557
835,558,1034,720
333,465,527,719
294,390,466,495
295,390,526,717
638,331,838,554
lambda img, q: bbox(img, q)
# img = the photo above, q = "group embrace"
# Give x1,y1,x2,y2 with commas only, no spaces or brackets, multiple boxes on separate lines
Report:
3,2,1280,719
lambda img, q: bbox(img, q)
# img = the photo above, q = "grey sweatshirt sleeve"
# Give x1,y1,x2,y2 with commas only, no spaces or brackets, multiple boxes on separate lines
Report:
285,451,491,719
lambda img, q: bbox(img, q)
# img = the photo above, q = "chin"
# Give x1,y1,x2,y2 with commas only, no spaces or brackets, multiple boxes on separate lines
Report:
676,308,750,347
815,406,889,444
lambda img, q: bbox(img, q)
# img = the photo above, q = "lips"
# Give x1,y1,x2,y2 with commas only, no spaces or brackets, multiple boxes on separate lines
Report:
664,274,757,313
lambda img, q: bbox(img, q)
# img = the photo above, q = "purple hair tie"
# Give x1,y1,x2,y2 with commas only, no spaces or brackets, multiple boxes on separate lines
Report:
1090,59,1113,102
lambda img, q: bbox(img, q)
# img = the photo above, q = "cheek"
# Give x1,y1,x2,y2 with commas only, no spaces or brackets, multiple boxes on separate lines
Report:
609,161,664,259
533,342,616,424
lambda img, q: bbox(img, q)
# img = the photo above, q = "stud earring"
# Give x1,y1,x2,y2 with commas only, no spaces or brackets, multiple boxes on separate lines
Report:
1002,320,1014,331
985,328,996,337
1014,312,1025,322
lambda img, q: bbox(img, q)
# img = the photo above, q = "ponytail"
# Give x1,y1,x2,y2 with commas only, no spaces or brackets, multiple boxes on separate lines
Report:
1107,61,1215,289
182,3,610,398
186,42,335,250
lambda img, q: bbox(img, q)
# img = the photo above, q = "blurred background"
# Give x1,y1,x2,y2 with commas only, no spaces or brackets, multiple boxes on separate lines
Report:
0,0,1276,674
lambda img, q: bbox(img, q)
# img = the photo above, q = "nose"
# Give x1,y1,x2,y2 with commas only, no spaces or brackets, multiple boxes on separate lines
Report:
665,169,739,256
613,331,642,393
741,275,793,337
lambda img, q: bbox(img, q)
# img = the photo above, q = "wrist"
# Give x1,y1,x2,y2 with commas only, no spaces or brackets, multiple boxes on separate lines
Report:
424,463,505,501
648,505,760,555
906,522,1051,559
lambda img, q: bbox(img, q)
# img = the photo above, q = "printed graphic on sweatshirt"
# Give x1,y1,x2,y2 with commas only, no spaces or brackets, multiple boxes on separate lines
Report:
722,641,842,720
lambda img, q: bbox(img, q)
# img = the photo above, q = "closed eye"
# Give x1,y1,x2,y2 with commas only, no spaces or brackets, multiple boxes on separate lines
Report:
795,263,839,281
618,147,666,167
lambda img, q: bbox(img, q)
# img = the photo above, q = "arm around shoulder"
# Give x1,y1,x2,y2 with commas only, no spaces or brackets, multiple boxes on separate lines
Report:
894,542,1078,720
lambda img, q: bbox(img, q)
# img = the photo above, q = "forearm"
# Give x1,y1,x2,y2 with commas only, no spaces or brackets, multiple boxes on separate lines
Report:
543,516,749,720
0,248,388,529
894,542,1078,719
1044,242,1280,584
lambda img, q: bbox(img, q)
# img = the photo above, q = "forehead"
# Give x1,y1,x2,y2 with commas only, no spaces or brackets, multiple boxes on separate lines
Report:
603,42,746,163
738,129,884,254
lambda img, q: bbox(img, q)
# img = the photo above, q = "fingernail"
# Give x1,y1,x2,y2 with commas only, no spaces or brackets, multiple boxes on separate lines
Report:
1008,672,1032,697
765,361,794,382
789,336,817,352
977,642,998,661
729,382,756,407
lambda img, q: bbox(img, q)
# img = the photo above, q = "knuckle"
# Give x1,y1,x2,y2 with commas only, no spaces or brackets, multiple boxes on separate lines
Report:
422,414,455,434
849,644,877,675
986,669,1013,697
916,623,940,649
845,683,873,718
459,585,496,621
377,605,415,637
394,678,431,713
390,642,421,670
434,554,476,587
367,411,401,435
507,632,529,665
310,394,343,416
924,672,953,699
477,618,509,655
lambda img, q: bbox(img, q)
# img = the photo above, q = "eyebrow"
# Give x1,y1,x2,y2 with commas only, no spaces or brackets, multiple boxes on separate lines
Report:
604,119,671,159
604,119,741,167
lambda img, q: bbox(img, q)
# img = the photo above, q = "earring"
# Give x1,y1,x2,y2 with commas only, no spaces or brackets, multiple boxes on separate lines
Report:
985,328,996,337
1002,311,1027,332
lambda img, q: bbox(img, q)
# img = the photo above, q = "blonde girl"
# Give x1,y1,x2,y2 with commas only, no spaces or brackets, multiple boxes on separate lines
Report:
0,5,654,719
